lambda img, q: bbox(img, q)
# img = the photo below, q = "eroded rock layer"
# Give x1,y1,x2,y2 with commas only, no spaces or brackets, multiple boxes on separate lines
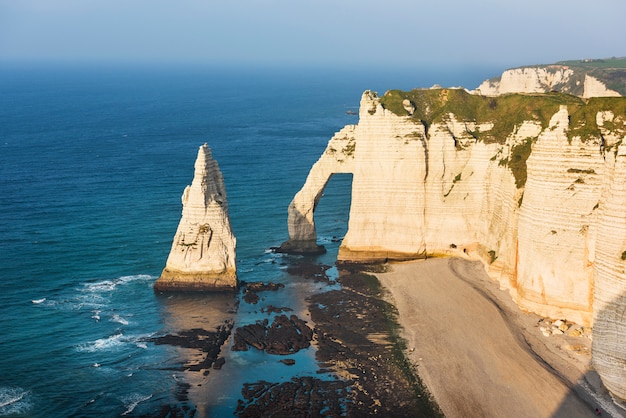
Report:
282,88,626,399
155,144,236,291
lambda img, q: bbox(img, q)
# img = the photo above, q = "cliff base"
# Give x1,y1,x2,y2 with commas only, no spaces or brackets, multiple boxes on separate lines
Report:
154,269,238,292
276,239,326,255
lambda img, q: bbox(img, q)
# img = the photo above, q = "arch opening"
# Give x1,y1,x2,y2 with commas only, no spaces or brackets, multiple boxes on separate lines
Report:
278,173,352,256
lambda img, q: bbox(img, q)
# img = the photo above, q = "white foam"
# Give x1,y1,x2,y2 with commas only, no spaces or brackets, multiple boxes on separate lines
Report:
84,280,117,293
82,275,154,294
0,386,32,415
111,314,129,326
78,333,125,353
121,393,152,416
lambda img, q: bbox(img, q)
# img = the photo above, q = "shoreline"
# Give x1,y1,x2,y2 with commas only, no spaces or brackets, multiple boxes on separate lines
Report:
376,257,621,418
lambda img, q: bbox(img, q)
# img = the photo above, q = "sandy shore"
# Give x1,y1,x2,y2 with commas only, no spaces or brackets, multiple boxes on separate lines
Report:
377,258,620,418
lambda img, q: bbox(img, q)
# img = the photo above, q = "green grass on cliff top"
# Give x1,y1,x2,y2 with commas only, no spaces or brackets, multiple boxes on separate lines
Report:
555,57,626,69
379,88,626,143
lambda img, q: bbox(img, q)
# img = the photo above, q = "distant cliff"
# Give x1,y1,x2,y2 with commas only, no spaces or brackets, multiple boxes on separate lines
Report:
475,57,626,98
281,87,626,399
155,143,237,291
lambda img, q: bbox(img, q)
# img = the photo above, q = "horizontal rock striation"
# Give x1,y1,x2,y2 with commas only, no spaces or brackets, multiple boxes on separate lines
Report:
592,144,626,400
155,143,237,291
283,88,626,400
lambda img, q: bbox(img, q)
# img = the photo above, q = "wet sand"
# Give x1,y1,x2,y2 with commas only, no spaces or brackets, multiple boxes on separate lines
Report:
377,258,604,418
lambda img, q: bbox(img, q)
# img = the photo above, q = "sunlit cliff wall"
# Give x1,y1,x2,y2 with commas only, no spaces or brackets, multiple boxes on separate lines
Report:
281,88,626,399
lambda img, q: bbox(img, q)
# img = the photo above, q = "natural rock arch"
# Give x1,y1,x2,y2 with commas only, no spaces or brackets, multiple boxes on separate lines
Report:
278,125,357,255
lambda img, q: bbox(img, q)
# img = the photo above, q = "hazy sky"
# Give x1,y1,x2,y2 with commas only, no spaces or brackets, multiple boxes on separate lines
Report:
1,0,624,69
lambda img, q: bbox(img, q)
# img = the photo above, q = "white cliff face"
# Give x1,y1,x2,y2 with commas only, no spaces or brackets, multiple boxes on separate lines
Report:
583,75,621,98
476,67,575,96
156,143,237,291
339,92,428,261
282,88,626,399
592,144,626,400
476,67,621,98
515,107,604,325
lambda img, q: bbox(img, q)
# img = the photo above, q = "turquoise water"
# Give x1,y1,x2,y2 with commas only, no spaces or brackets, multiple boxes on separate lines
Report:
0,64,494,416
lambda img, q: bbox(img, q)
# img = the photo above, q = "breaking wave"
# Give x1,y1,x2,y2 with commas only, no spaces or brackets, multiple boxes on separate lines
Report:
77,333,125,353
111,314,129,326
120,393,153,416
81,275,153,294
0,386,32,415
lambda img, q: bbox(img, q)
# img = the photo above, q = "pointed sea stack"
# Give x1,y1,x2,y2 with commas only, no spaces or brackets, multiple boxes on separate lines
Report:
155,143,237,291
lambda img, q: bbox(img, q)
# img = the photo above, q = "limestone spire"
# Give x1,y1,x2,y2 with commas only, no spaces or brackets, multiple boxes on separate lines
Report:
155,143,237,291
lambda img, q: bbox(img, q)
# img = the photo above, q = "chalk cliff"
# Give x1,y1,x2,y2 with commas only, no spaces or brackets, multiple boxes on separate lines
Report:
282,88,626,399
592,143,626,400
476,66,623,98
155,143,237,291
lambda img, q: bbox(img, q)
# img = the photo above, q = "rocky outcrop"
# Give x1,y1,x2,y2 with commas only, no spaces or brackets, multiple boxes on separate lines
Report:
155,143,237,291
476,66,622,98
282,88,626,399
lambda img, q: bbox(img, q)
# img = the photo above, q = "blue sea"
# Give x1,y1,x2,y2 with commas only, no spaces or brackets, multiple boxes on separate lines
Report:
0,63,494,416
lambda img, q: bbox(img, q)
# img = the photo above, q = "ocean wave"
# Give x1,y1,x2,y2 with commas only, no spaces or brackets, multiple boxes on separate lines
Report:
77,333,125,353
120,393,152,416
111,314,129,326
92,309,101,321
77,331,155,353
0,386,32,415
40,274,155,313
81,275,154,294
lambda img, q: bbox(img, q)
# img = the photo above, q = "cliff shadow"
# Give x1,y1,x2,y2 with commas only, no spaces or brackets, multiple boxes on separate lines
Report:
445,258,621,418
312,173,352,249
551,291,626,418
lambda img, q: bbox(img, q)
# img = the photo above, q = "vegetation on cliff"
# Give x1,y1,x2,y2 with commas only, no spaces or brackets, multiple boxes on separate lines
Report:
380,88,625,143
379,88,626,189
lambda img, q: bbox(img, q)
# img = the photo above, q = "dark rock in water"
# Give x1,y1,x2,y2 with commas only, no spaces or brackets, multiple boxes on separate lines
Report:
232,267,442,417
213,357,226,370
243,290,259,304
262,305,293,314
280,359,296,366
275,239,327,256
306,270,442,417
175,382,191,402
232,315,313,355
147,321,233,372
286,262,332,282
235,377,350,417
241,281,285,305
241,281,285,292
142,403,196,418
